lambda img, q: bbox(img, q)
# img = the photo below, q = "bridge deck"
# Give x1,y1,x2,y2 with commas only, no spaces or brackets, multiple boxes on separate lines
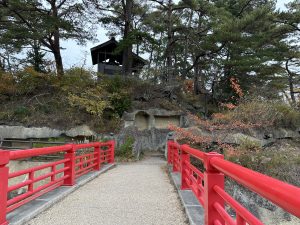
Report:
26,156,187,225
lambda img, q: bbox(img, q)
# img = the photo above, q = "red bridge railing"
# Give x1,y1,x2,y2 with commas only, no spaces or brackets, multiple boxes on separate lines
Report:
0,141,115,225
167,140,300,225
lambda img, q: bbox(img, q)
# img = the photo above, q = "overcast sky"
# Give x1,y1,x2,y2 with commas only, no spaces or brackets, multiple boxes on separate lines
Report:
60,0,293,71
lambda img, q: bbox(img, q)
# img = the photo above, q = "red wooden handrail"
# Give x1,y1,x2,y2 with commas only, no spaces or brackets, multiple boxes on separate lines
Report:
9,145,73,160
0,141,115,225
167,140,300,225
210,157,300,218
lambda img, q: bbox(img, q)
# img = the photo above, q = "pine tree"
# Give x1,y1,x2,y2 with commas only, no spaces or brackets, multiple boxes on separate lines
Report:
26,41,47,73
277,0,300,105
0,0,93,77
88,0,150,76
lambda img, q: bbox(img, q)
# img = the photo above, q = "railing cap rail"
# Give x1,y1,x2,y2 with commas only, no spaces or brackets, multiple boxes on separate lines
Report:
8,144,73,160
210,157,300,218
168,140,300,219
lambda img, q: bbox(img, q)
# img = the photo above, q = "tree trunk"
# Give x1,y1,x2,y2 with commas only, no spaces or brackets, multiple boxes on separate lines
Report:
194,63,200,95
165,1,173,83
183,10,193,80
53,49,64,77
122,0,133,77
51,2,64,77
288,73,296,105
286,59,296,106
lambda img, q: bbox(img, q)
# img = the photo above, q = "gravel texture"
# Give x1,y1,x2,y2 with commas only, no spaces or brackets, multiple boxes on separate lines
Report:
26,156,188,225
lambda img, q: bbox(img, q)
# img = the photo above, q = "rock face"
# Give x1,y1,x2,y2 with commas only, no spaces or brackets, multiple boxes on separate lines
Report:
116,126,170,157
0,125,95,139
179,126,300,146
122,108,188,130
65,125,95,137
227,182,300,224
0,126,63,139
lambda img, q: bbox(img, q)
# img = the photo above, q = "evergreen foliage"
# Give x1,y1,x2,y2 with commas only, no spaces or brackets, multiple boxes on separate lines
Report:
0,0,93,76
0,0,299,107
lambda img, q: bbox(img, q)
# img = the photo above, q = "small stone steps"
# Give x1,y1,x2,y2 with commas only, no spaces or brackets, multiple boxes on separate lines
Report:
143,152,165,158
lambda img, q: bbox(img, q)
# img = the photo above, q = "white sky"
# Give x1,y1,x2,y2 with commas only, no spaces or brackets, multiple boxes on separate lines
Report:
60,0,293,71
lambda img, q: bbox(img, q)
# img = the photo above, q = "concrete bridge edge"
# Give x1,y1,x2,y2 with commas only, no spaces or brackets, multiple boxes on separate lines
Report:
168,167,205,225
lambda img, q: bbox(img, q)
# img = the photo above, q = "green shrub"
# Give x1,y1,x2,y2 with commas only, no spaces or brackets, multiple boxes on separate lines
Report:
15,67,52,95
57,67,95,93
101,76,133,117
67,75,133,119
0,111,12,120
227,149,300,185
273,103,300,128
214,99,300,129
238,137,261,152
36,104,51,114
13,106,31,118
101,75,133,93
0,72,16,95
230,100,279,125
67,81,111,118
116,136,135,158
109,92,132,117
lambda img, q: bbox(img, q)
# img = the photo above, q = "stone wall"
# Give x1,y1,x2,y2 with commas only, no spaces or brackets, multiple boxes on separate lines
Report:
154,115,180,129
123,108,186,131
134,111,150,130
116,126,170,157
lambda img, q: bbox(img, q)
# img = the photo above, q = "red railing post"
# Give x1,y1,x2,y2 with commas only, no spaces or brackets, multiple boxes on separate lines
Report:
204,152,225,225
108,140,115,163
167,141,173,164
94,143,101,171
63,144,76,186
181,147,190,190
0,150,9,225
173,145,180,172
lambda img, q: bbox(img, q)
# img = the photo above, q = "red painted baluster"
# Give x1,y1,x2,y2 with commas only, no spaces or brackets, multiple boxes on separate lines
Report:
204,152,225,225
86,154,90,168
109,141,115,163
181,149,191,190
197,175,202,199
170,145,173,165
173,145,180,172
94,143,101,171
168,141,174,165
172,145,175,165
178,148,181,171
80,157,83,171
51,165,56,182
167,141,170,163
63,144,76,186
0,150,9,225
236,214,246,225
28,171,34,192
172,147,177,172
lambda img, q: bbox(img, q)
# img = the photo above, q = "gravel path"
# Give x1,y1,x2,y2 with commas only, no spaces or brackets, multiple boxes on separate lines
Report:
27,156,188,225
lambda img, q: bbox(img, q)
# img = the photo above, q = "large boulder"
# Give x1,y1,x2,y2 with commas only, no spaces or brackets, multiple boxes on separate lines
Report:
173,126,300,147
222,133,262,146
0,125,62,139
0,125,96,139
65,125,95,137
